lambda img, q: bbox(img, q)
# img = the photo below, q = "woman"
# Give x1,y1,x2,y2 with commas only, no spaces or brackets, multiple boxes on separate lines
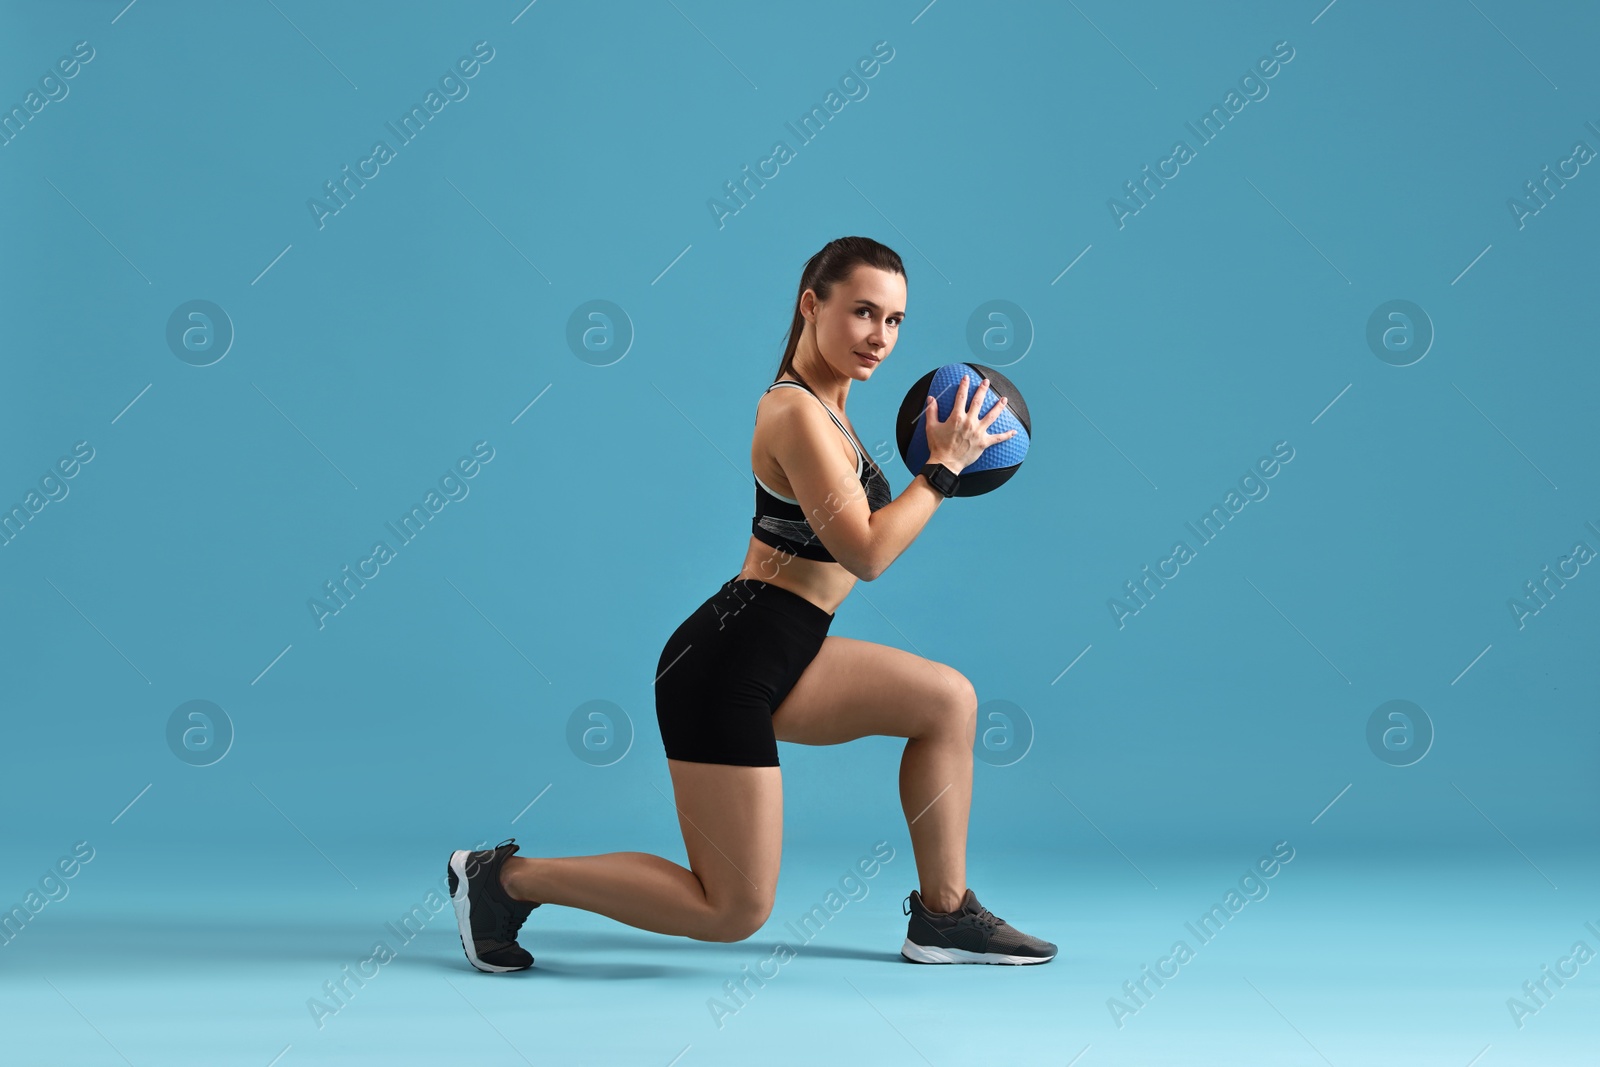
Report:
448,236,1055,970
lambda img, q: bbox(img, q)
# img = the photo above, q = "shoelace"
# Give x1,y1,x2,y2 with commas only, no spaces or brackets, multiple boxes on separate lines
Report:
901,893,1005,933
492,897,530,936
929,897,1003,932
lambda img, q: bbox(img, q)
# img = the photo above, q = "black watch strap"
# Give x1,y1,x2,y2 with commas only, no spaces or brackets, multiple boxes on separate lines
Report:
920,462,960,498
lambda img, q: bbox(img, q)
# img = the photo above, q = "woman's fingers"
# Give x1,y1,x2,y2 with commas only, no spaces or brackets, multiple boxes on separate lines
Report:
969,377,990,412
980,394,1010,426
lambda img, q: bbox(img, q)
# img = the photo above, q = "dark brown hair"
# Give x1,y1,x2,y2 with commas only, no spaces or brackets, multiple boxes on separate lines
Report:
774,236,906,391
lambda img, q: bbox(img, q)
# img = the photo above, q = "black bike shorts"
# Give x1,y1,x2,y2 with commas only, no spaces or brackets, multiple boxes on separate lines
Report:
654,575,834,767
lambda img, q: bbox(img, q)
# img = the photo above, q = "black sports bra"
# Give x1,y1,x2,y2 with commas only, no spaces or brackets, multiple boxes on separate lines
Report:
751,379,892,563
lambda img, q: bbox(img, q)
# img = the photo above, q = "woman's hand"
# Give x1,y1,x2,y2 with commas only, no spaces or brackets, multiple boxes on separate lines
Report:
924,374,1017,473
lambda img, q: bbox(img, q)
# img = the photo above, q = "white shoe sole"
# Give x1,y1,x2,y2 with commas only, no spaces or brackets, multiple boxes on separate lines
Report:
900,937,1055,965
450,849,526,973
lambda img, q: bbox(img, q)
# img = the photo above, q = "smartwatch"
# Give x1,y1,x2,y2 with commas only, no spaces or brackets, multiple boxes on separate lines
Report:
919,462,960,498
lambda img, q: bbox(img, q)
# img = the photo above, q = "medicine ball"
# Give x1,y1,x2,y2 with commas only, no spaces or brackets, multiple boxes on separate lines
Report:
896,362,1031,497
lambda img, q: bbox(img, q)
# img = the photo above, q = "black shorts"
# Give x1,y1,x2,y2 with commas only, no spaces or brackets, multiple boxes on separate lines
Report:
654,575,834,767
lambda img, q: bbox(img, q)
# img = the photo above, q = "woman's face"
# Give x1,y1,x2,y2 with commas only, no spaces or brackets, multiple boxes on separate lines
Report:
807,265,906,379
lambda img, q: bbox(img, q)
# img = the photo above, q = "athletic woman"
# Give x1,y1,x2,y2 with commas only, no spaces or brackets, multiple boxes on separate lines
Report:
448,236,1056,970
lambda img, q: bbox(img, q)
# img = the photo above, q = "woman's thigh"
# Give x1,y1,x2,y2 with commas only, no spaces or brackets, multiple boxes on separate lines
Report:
666,757,784,933
770,635,977,748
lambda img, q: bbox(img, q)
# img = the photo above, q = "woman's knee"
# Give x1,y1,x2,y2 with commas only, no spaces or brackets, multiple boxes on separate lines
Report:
931,665,978,742
698,897,774,943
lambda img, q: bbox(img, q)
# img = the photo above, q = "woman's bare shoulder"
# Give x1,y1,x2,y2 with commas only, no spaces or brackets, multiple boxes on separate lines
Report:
755,383,857,483
754,381,814,426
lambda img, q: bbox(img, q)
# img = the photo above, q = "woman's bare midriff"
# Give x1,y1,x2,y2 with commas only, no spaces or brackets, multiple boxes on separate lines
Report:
736,535,856,616
736,380,867,616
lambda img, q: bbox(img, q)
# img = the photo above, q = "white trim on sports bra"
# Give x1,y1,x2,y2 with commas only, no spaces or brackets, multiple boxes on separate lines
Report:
752,471,800,505
760,380,866,484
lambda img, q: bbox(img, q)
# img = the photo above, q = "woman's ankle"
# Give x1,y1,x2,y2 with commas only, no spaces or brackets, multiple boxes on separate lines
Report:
921,888,966,915
500,856,540,903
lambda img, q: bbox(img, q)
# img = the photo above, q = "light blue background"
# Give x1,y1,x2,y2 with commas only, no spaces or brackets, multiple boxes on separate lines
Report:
2,1,1595,1064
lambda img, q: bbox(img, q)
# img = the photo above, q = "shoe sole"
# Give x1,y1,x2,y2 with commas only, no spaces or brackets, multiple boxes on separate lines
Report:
449,849,530,974
900,938,1055,965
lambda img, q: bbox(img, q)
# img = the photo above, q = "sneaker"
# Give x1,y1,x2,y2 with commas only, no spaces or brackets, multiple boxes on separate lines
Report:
447,838,540,973
900,888,1057,965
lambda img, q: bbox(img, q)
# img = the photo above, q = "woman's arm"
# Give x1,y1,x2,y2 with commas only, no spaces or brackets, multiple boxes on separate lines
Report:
857,471,952,581
768,396,960,582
